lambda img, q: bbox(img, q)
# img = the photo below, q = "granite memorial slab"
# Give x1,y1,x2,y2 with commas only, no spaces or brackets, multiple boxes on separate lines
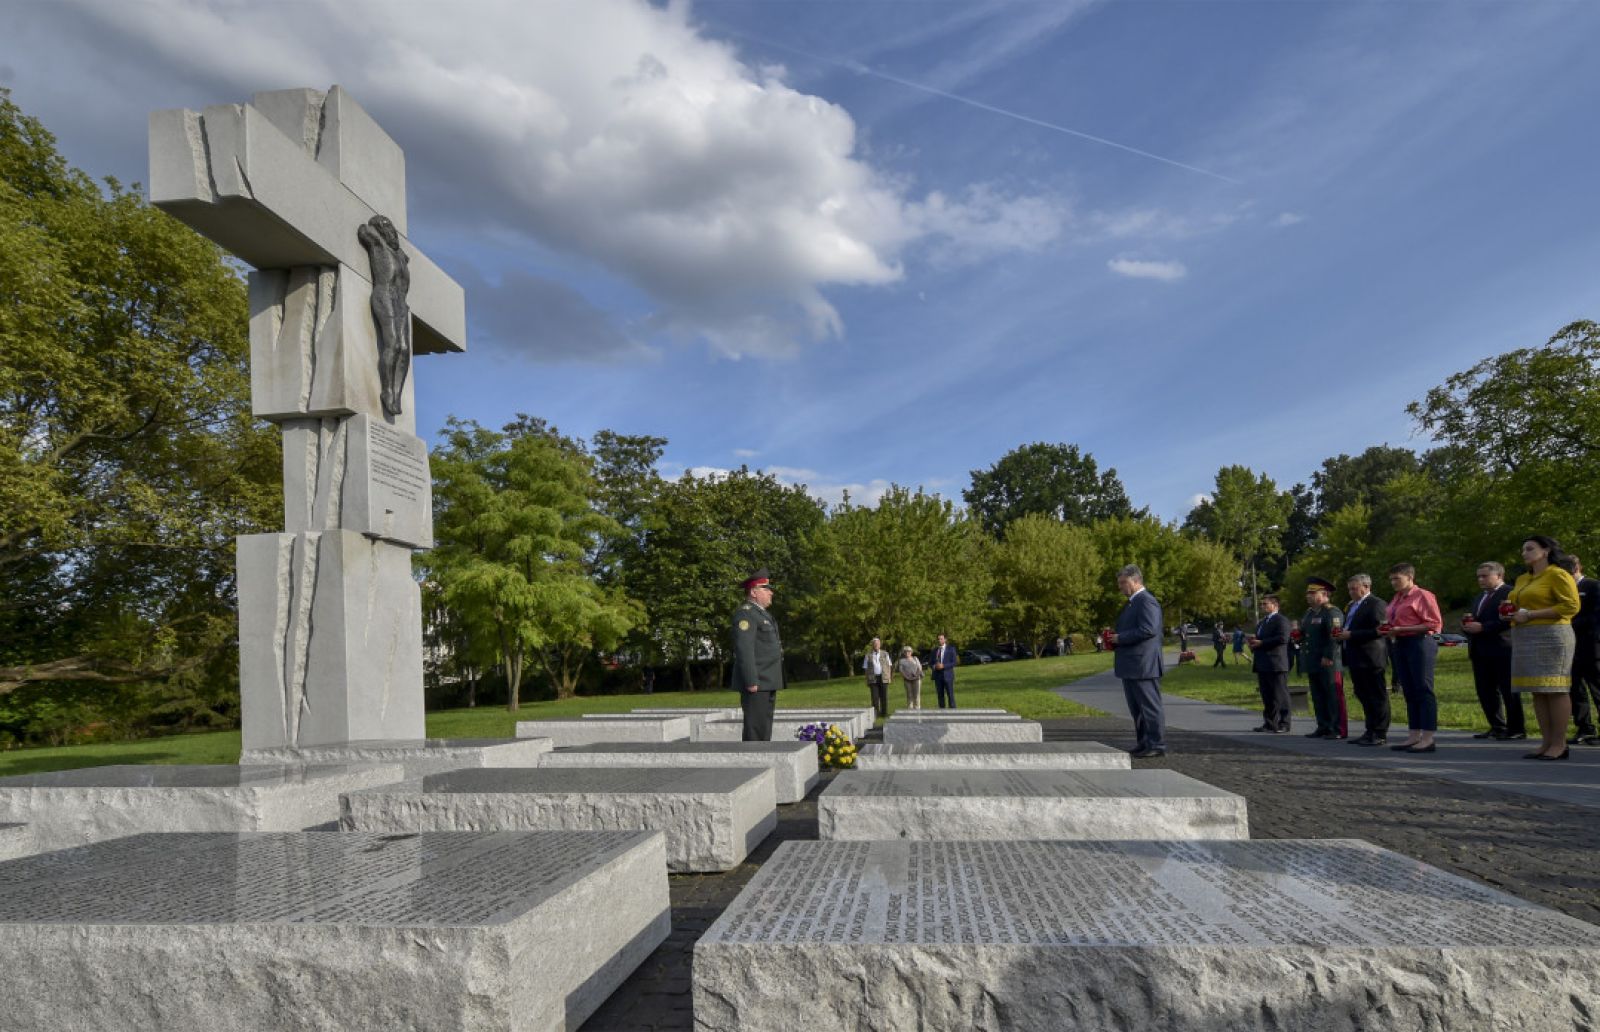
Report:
818,769,1247,841
881,718,1043,744
856,742,1132,771
887,708,1011,717
0,824,32,861
0,764,404,853
241,737,553,778
776,708,874,736
342,766,776,873
696,717,865,743
0,829,668,1030
537,741,818,803
515,716,691,747
631,707,742,720
694,838,1600,1031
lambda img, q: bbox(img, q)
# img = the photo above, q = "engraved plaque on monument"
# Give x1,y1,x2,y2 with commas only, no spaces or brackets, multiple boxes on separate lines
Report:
819,769,1247,841
695,838,1600,1032
536,740,819,803
341,414,434,547
856,742,1132,772
0,830,669,1030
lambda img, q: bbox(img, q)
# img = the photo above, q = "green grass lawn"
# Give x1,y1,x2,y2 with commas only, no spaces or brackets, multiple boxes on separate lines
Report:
1160,645,1501,731
0,652,1113,776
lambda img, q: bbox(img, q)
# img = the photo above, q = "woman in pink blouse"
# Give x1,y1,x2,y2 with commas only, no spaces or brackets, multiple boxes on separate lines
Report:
1384,562,1443,753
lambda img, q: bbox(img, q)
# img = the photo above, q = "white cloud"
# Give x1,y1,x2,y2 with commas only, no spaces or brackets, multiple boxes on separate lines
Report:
1188,493,1213,509
1273,212,1307,227
1107,257,1187,282
56,0,1063,358
1090,207,1239,241
732,448,760,459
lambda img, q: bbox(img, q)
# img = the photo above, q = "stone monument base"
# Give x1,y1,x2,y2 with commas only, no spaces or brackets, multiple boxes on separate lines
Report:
515,716,690,746
856,742,1131,771
0,830,669,1031
881,719,1043,744
342,766,777,873
240,737,553,778
537,741,818,803
694,838,1600,1032
819,770,1247,840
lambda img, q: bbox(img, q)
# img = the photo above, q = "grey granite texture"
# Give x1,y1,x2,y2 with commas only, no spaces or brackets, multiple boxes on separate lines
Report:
631,708,742,720
0,830,667,1031
241,737,552,779
775,709,874,736
515,716,691,746
0,764,404,853
880,718,1043,744
695,713,868,743
817,769,1247,841
537,741,817,803
885,712,1020,720
855,741,1131,771
0,824,31,861
341,766,777,873
694,838,1600,1032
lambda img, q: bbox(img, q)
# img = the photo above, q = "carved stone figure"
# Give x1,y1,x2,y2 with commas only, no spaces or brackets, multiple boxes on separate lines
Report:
357,214,411,417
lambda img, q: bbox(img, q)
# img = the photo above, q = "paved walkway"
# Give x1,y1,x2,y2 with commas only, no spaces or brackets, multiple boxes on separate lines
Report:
1058,659,1600,809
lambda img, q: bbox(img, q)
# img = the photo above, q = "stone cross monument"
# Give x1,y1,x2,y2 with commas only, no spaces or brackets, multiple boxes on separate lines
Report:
148,87,466,751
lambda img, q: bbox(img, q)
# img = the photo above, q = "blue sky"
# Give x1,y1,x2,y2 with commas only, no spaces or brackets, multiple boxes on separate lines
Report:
4,0,1597,519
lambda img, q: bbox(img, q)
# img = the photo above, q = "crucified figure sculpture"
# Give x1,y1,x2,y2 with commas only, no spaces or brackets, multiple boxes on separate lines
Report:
358,214,411,417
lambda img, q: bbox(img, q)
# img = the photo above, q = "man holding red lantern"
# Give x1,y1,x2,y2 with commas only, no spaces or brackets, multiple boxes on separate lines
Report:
1301,578,1347,739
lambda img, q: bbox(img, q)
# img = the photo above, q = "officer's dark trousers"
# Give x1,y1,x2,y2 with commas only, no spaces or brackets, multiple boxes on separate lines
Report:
1307,668,1347,737
1391,635,1438,731
1213,646,1226,667
868,678,890,717
1121,677,1166,752
1569,642,1600,736
1347,665,1390,736
934,674,956,709
1256,670,1290,730
1470,651,1522,736
741,689,775,741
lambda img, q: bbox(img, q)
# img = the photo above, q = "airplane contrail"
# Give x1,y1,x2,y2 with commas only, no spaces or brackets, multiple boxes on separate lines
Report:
725,28,1239,185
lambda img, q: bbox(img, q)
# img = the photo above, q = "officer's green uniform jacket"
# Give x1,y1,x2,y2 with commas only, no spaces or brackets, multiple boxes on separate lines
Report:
731,600,783,692
1301,603,1344,672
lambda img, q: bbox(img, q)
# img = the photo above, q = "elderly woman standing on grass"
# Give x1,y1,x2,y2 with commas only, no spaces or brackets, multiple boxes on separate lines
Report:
898,647,924,710
1508,536,1582,760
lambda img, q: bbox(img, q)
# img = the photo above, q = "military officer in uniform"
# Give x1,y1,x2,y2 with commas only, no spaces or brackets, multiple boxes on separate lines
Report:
1302,577,1348,739
731,569,783,741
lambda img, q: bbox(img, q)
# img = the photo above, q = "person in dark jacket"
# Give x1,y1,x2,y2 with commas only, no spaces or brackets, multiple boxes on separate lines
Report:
1108,564,1166,758
1248,595,1292,733
1336,573,1390,745
1211,623,1227,667
731,569,783,741
1462,561,1520,740
1564,556,1600,745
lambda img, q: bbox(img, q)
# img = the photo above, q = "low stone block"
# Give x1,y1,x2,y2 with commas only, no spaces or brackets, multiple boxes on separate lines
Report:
886,712,1021,721
342,766,777,873
856,742,1131,771
0,764,404,854
536,742,818,803
0,830,668,1030
240,737,553,779
0,825,31,861
696,717,863,743
777,708,874,736
514,716,691,746
881,719,1042,744
695,838,1600,1031
631,707,742,720
818,770,1247,841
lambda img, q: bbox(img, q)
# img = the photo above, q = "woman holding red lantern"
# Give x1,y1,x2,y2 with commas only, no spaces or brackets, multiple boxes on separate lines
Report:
1384,563,1444,752
1507,536,1581,760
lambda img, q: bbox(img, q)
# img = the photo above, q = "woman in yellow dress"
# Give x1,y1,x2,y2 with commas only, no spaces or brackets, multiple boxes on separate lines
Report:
1507,536,1581,759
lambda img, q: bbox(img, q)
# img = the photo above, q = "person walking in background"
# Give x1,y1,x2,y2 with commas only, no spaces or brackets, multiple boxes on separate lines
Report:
1108,564,1167,758
897,646,924,710
1385,563,1444,753
1231,626,1246,664
929,633,958,709
1301,578,1347,739
731,569,783,742
1508,537,1581,759
1336,573,1390,746
1248,595,1292,733
862,637,893,718
1562,556,1600,745
1212,622,1227,667
1462,561,1520,740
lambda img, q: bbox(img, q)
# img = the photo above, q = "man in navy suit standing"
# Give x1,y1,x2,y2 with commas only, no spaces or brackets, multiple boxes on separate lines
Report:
1108,564,1167,758
929,633,959,709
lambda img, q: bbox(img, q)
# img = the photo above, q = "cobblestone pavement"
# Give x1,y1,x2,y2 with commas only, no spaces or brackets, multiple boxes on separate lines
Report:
582,717,1600,1030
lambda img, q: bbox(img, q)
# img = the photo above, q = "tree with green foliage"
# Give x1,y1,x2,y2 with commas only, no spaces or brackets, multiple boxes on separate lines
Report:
1089,515,1240,627
990,514,1100,654
0,90,279,722
964,442,1137,538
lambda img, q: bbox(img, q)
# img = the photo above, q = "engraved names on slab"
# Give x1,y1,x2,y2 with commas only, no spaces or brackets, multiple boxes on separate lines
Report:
826,770,1235,800
342,414,433,547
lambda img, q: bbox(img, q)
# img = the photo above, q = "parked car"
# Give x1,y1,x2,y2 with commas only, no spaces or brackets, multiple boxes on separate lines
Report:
1434,632,1468,647
958,649,992,665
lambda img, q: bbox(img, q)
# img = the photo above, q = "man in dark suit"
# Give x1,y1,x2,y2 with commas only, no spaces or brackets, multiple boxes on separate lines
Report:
1248,594,1292,733
1564,556,1600,744
929,633,958,709
1462,561,1520,740
1337,572,1390,745
1108,564,1166,758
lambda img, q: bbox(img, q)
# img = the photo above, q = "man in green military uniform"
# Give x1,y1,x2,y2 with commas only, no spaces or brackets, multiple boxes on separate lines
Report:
732,569,784,741
1302,577,1348,740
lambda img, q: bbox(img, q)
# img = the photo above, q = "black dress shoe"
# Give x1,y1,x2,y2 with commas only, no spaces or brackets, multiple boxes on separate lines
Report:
1273,726,1291,734
1304,730,1328,739
1350,734,1374,745
1390,742,1421,750
1404,743,1436,753
1522,751,1547,759
1360,737,1387,747
1251,724,1273,733
1130,748,1167,759
1472,731,1497,739
1504,732,1527,740
1540,748,1571,760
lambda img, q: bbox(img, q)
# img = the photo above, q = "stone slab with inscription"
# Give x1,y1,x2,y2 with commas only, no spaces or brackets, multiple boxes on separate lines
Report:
0,830,668,1031
695,717,861,744
818,769,1247,841
881,718,1043,744
340,414,434,547
241,737,552,779
515,716,691,747
695,838,1600,1032
341,766,776,873
856,742,1131,772
0,824,32,861
0,764,404,854
536,741,817,803
776,708,875,736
